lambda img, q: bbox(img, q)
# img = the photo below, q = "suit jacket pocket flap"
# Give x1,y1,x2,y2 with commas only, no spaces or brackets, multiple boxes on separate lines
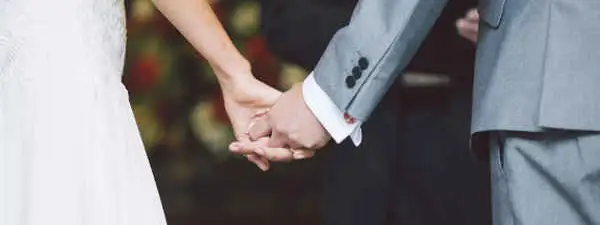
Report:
479,0,506,28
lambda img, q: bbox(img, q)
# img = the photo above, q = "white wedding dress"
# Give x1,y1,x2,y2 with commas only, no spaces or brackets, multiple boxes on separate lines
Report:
0,0,167,224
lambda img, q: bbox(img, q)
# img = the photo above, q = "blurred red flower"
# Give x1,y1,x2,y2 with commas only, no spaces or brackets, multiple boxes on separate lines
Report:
245,36,273,64
125,54,161,94
244,36,280,88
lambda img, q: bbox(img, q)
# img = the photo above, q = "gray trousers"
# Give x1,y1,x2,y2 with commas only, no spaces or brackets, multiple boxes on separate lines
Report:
490,131,600,225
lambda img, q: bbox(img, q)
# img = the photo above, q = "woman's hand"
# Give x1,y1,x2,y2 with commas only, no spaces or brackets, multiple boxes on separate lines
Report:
152,0,282,170
220,73,281,171
223,77,280,137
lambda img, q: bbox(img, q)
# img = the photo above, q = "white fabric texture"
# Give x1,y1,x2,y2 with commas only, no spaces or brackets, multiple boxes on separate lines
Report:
0,0,166,224
303,74,362,146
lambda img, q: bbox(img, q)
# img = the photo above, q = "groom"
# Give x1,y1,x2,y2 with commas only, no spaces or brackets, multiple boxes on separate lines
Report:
234,0,600,224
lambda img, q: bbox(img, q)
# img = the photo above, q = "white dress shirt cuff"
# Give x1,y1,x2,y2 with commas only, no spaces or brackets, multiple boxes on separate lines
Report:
302,73,363,146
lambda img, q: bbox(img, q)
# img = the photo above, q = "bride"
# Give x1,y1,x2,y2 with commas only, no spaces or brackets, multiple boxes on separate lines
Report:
0,0,277,224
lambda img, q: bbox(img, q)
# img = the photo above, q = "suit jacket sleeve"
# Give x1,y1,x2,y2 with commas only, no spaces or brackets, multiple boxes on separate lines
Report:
313,0,448,121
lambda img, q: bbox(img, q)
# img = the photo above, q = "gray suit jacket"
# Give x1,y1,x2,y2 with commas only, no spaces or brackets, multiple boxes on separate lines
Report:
313,0,600,142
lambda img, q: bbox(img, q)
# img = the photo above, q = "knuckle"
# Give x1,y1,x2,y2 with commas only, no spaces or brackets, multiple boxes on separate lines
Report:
312,143,323,150
288,132,301,143
288,123,300,133
308,140,326,150
317,139,329,148
312,143,323,149
306,141,316,149
274,124,286,133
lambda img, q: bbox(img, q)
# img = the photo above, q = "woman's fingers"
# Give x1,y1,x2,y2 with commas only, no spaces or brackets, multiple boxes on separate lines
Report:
245,154,270,171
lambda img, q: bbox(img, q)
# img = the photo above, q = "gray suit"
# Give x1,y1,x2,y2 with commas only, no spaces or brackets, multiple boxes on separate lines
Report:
473,0,600,133
312,0,600,224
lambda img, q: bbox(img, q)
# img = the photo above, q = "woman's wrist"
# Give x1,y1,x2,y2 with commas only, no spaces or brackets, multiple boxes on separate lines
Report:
213,57,253,89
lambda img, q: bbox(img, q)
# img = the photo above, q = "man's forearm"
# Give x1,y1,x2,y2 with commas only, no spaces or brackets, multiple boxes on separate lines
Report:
312,0,448,121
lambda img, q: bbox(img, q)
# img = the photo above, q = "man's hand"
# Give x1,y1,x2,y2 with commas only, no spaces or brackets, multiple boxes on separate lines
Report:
456,8,479,43
230,83,331,168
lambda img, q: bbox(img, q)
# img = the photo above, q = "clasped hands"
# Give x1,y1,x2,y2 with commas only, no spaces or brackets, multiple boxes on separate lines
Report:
226,81,331,171
222,8,479,171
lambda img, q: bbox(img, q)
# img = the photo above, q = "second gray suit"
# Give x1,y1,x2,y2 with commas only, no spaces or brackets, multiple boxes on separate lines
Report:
311,0,600,224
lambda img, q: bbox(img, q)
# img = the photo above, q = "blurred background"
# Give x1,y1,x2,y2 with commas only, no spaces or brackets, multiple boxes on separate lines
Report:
122,0,480,224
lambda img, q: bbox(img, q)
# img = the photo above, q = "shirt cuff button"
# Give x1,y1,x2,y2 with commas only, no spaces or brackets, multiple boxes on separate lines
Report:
343,113,356,124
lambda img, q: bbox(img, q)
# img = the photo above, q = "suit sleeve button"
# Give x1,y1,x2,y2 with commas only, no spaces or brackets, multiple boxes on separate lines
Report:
345,76,356,88
358,57,369,70
352,66,362,79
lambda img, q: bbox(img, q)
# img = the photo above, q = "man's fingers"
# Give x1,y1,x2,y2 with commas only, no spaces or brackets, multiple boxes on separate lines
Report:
229,135,272,171
456,19,478,32
466,8,479,21
291,149,316,160
246,154,270,171
257,146,294,162
457,26,478,43
458,29,478,38
248,116,271,141
232,129,300,163
229,137,269,155
456,18,479,43
464,32,478,43
267,130,288,148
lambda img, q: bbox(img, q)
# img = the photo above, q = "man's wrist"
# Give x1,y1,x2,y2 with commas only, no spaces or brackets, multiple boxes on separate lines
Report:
302,74,362,146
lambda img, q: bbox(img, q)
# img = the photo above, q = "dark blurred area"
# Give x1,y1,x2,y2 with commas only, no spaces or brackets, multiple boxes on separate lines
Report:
123,0,487,224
